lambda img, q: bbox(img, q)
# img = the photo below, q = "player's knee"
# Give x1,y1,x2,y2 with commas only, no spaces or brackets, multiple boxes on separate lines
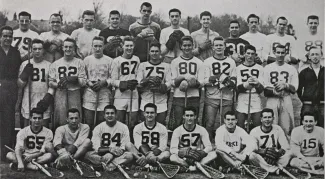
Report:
81,138,92,149
205,151,217,161
170,154,180,163
122,152,133,161
44,142,54,152
42,153,54,162
289,158,303,168
6,152,17,162
124,142,135,152
158,151,171,161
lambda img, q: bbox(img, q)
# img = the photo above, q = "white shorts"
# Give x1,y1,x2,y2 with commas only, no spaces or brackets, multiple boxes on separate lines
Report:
83,101,110,111
114,98,139,112
140,100,167,113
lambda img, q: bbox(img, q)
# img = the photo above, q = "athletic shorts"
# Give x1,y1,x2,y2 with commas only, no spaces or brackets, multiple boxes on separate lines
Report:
173,97,200,107
83,101,110,111
114,98,139,112
140,100,167,113
205,98,232,108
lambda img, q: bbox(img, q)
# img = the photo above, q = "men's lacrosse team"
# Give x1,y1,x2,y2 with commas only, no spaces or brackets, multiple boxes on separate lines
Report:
0,1,324,177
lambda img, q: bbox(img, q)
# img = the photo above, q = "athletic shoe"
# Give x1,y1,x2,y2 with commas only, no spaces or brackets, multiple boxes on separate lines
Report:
9,163,18,171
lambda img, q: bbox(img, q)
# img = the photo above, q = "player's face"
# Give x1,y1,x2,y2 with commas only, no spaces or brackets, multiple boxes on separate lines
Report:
213,40,225,55
83,15,95,30
302,116,317,133
104,108,117,124
224,115,237,129
63,41,75,57
149,46,161,60
109,14,120,28
169,12,180,25
67,112,80,129
244,49,256,63
261,112,273,128
122,40,134,56
276,19,288,34
200,16,211,29
309,48,322,64
32,43,44,58
248,17,259,32
181,40,193,55
307,19,319,32
30,113,43,128
0,30,13,46
183,110,196,125
229,23,240,37
144,107,157,123
50,16,62,32
92,39,104,56
274,47,286,62
18,15,31,32
140,6,152,20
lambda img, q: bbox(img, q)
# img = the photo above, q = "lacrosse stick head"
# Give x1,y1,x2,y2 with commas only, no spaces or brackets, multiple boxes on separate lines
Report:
157,162,180,178
73,158,101,178
201,163,225,178
242,164,268,179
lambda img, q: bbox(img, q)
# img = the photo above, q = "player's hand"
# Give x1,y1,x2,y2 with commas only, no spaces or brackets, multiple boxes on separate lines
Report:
187,77,200,88
174,76,185,87
209,75,221,84
146,152,158,164
127,80,138,91
136,155,148,167
21,53,33,61
152,148,162,156
284,55,291,63
199,39,212,51
221,75,236,89
140,77,150,87
138,28,154,39
66,145,78,154
24,153,38,163
148,76,162,87
179,80,189,92
300,157,315,170
93,80,108,92
195,150,207,161
277,149,286,157
36,93,54,112
156,84,168,94
20,63,34,82
243,81,253,90
108,147,123,157
119,81,128,92
274,81,286,91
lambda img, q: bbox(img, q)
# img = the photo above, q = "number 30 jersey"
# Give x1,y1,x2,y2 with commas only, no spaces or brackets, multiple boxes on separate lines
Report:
15,126,53,154
170,124,212,154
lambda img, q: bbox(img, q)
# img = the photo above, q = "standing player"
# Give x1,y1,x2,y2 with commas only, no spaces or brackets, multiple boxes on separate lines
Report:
249,108,292,173
137,43,171,124
289,112,324,170
129,2,161,62
83,36,114,130
170,36,203,130
234,45,264,129
240,14,267,64
12,11,39,61
71,10,100,59
264,45,298,136
160,8,189,63
297,47,324,127
84,105,133,171
191,11,219,61
203,36,236,141
131,103,170,166
214,111,256,170
170,107,216,170
48,38,86,128
99,10,130,58
110,36,139,132
53,108,91,168
225,20,251,66
6,108,54,171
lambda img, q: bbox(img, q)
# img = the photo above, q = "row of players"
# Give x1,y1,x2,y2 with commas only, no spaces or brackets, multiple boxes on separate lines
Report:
6,104,324,175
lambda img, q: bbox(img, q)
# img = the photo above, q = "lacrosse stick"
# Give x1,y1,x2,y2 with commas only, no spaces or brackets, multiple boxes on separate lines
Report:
241,164,268,179
195,161,212,178
278,164,298,179
201,163,225,178
166,88,174,130
112,161,131,179
299,167,324,175
220,90,223,126
70,156,101,178
157,161,180,178
152,90,156,104
184,90,188,108
245,89,252,132
198,87,205,125
128,90,133,128
94,91,99,127
25,39,32,127
32,159,64,178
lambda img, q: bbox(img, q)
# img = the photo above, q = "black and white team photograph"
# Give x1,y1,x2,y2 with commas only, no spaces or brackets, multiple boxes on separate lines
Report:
0,0,324,178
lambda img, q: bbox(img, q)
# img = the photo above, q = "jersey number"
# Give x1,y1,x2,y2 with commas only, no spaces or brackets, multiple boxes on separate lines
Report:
240,69,259,82
101,133,121,147
121,61,137,75
146,67,164,79
141,131,159,146
226,43,246,55
302,138,317,149
26,136,45,150
260,134,276,149
14,37,32,50
212,62,230,75
180,133,200,147
305,40,323,52
270,71,289,84
32,68,46,82
58,66,77,78
272,42,290,55
179,62,197,75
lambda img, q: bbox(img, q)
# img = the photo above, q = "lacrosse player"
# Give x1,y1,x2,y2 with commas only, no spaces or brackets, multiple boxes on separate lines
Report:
137,43,172,124
71,10,100,59
99,10,130,58
84,105,133,171
264,44,298,137
83,36,114,130
203,36,236,141
53,108,91,168
129,2,161,62
170,35,203,130
160,8,189,63
6,108,54,171
249,108,292,173
170,107,216,170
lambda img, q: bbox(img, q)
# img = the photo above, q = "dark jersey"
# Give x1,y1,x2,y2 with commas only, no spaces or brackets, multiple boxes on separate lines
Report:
99,28,130,58
225,38,250,57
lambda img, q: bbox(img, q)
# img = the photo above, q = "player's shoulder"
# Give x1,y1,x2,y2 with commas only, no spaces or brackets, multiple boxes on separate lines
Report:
215,124,226,133
195,124,207,132
132,55,140,62
116,121,129,130
235,125,247,134
190,29,200,37
210,30,219,36
80,123,90,130
156,122,167,130
314,126,324,133
71,28,82,34
150,21,161,28
102,55,114,61
192,56,203,64
134,121,144,130
272,124,285,132
160,26,172,33
250,126,261,134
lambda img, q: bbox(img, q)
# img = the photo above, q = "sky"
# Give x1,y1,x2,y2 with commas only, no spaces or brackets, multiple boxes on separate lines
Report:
1,0,324,35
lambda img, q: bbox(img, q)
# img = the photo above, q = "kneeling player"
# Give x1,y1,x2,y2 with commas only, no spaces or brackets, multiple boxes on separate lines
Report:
289,112,324,170
170,107,216,170
130,103,170,166
6,108,54,171
249,108,292,173
84,105,133,171
53,108,91,168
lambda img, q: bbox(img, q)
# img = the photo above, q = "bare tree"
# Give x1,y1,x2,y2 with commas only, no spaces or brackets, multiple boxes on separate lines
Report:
0,10,9,27
92,0,107,30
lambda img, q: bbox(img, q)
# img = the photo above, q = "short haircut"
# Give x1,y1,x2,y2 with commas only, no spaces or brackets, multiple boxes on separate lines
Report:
150,42,161,50
224,111,236,119
229,20,240,27
245,44,256,53
64,37,77,48
30,108,43,117
18,11,31,19
302,111,315,120
200,11,212,19
144,103,157,112
32,39,44,46
122,36,134,44
213,36,225,45
49,13,63,22
309,46,323,55
109,10,120,17
274,44,286,51
307,15,319,23
169,8,181,16
180,35,193,45
140,2,152,10
247,14,259,23
0,26,13,36
93,36,104,42
276,16,287,24
183,106,197,115
67,108,80,117
82,10,95,18
261,108,274,117
104,105,117,113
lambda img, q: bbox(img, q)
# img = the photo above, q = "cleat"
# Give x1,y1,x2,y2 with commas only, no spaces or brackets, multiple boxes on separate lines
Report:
9,163,18,171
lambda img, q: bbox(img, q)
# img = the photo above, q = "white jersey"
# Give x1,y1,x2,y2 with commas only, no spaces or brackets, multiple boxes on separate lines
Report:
266,33,297,58
70,28,100,58
160,26,190,58
39,31,70,42
12,29,39,57
170,124,212,154
137,61,172,104
48,57,86,90
191,29,220,60
15,126,53,154
234,63,264,113
250,124,290,150
203,56,236,100
171,56,204,98
53,123,90,148
290,126,324,157
240,32,268,61
111,55,140,99
19,59,51,119
133,122,168,152
91,121,130,152
296,30,324,62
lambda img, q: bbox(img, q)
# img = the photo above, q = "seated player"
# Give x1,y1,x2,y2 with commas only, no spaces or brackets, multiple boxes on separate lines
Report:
6,108,54,171
84,105,133,171
130,103,170,166
249,108,292,173
170,107,216,171
214,111,256,171
289,112,324,170
53,108,91,168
